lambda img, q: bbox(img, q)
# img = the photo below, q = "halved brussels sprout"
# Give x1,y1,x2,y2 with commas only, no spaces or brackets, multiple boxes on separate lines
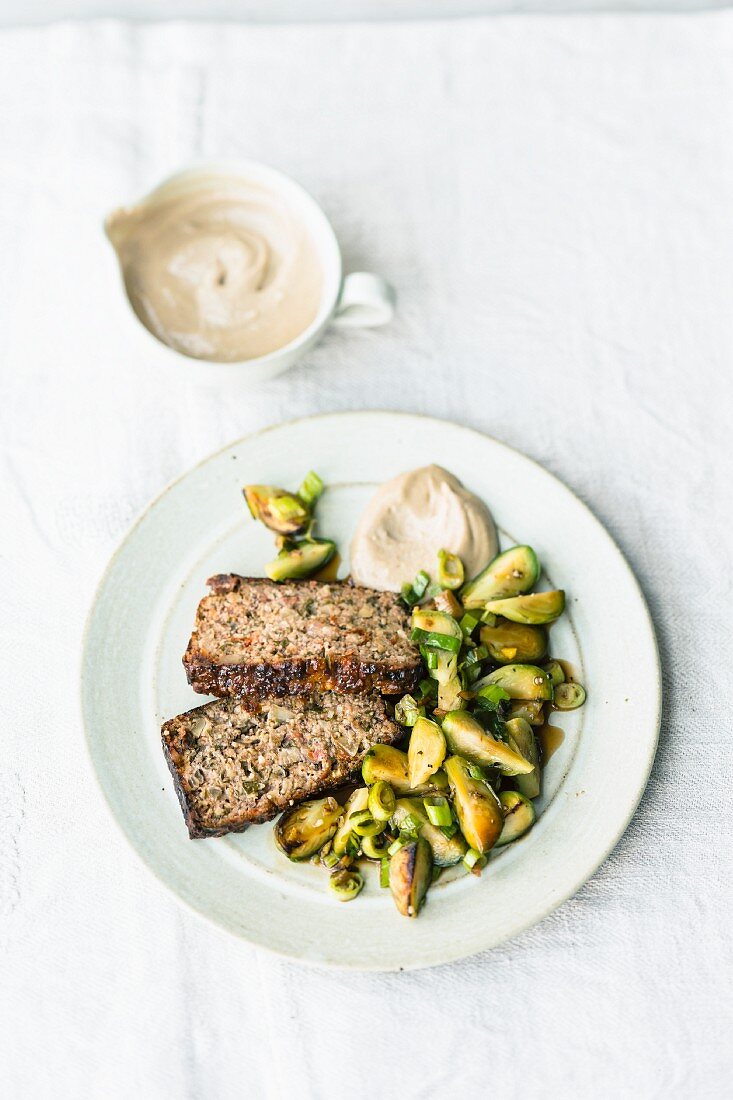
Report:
505,716,540,799
265,538,336,582
362,744,410,793
461,546,540,609
508,699,546,726
332,787,369,855
483,590,565,625
480,620,548,665
553,682,587,710
442,711,533,776
408,717,446,788
391,798,467,867
389,836,433,918
274,796,342,861
411,608,463,655
478,664,553,701
443,755,504,854
243,485,310,535
495,790,536,847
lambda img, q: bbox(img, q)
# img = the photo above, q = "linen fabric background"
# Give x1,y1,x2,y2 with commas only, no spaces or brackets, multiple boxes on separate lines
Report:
1,13,731,1098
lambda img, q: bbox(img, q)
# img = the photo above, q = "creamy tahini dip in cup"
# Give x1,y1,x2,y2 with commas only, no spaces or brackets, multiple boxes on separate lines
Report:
106,176,323,363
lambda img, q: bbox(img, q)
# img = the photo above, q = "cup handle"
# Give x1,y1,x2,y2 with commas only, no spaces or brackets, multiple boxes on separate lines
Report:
331,272,396,329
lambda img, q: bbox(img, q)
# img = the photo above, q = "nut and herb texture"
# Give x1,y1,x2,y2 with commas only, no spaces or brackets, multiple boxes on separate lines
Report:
272,543,586,920
183,574,422,699
162,691,402,838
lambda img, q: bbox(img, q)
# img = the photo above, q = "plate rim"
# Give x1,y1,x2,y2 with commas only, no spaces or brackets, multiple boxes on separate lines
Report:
80,410,662,970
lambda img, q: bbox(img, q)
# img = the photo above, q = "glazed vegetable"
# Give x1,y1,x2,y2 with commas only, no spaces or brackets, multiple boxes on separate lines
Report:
477,664,553,701
401,569,430,607
361,832,393,860
483,590,566,625
436,549,465,590
275,797,342,861
423,795,453,828
332,788,369,855
442,710,534,776
508,699,546,726
389,836,433,918
350,809,385,837
443,755,504,854
391,798,467,866
243,484,311,535
553,682,587,710
480,620,548,665
430,650,464,712
495,790,536,846
368,780,396,822
433,589,462,617
265,537,336,581
362,744,410,792
543,659,565,687
505,716,540,799
394,694,424,727
329,869,364,902
407,717,446,788
461,546,540,609
411,608,463,653
297,470,324,508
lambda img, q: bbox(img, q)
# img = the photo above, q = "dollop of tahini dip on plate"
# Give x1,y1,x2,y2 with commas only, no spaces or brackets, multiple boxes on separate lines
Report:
350,465,498,592
105,176,323,362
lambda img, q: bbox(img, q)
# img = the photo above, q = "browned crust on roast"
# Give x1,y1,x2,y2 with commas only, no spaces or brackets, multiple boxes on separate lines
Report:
183,650,421,698
161,694,402,839
183,575,422,699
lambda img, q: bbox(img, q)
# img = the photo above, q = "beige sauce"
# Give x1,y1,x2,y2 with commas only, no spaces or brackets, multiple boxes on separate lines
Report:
106,178,323,362
350,465,498,592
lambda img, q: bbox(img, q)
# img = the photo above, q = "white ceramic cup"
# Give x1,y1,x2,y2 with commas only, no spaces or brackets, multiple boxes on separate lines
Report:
105,161,395,385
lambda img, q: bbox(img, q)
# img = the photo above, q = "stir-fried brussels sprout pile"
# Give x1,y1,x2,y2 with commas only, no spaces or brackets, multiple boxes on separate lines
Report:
273,543,587,919
243,471,337,580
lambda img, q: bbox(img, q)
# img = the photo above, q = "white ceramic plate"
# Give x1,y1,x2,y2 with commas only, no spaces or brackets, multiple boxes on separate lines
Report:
81,412,660,970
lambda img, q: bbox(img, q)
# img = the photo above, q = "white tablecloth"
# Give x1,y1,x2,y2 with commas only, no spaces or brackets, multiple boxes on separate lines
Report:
1,14,732,1097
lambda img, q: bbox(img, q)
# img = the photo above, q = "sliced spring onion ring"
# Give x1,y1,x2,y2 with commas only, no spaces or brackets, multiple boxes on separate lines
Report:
380,859,391,888
423,796,453,828
349,810,385,838
362,832,393,860
368,781,396,822
436,549,465,590
329,869,364,902
388,837,409,857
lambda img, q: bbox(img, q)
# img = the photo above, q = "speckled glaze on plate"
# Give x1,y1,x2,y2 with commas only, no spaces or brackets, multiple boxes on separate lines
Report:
81,412,661,970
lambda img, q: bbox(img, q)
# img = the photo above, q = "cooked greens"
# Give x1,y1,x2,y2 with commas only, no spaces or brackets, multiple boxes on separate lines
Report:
271,536,585,920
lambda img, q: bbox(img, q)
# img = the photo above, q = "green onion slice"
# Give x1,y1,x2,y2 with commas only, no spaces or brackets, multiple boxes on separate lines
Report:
388,837,408,857
463,849,487,872
394,694,424,727
368,781,396,822
476,683,511,709
460,612,480,637
323,852,339,869
436,549,465,591
411,628,462,654
423,796,453,828
380,859,391,888
349,810,385,838
329,869,364,902
297,470,324,508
